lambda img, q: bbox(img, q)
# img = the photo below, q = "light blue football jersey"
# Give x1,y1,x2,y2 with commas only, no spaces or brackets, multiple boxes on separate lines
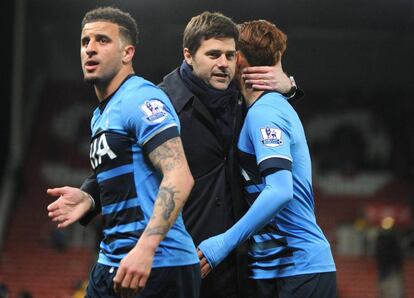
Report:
237,91,336,279
89,75,198,268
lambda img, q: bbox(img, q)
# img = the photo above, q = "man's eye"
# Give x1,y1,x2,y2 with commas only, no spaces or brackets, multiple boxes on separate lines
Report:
208,53,220,58
226,54,235,60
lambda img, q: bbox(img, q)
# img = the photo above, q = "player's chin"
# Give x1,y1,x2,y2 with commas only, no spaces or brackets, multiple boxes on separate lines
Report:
83,75,100,85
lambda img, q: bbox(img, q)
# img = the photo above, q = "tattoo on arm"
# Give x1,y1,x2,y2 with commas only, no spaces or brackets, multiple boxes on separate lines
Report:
144,137,188,238
144,186,179,237
158,186,176,220
144,225,169,236
149,137,183,172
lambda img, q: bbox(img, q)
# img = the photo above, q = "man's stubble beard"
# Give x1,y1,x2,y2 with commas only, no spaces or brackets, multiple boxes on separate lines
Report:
84,76,100,85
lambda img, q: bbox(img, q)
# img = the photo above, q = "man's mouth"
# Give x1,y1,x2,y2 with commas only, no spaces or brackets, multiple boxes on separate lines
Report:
85,61,99,71
212,73,228,79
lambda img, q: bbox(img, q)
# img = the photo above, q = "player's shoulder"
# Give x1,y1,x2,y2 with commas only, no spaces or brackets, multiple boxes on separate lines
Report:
260,92,297,118
247,92,286,119
123,76,169,103
260,92,290,109
114,76,174,123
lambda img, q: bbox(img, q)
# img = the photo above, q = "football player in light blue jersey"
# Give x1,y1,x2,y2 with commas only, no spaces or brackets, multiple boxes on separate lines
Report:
198,20,336,297
46,7,200,298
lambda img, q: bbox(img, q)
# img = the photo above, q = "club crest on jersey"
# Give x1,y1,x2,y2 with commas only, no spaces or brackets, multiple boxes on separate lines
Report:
260,126,283,147
141,99,167,124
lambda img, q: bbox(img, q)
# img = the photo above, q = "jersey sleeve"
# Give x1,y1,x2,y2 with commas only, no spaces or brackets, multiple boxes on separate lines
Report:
78,173,102,226
246,103,293,176
122,86,179,154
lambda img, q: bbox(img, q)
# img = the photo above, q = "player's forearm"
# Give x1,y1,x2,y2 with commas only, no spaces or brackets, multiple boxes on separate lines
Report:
142,136,193,250
224,170,293,248
140,170,194,250
198,170,293,269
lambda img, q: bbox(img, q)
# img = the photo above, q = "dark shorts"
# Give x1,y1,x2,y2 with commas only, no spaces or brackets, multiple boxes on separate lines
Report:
248,271,337,298
86,262,201,298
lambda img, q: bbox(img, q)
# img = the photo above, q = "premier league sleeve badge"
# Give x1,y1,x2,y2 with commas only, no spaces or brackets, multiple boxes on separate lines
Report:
140,99,168,124
260,126,283,147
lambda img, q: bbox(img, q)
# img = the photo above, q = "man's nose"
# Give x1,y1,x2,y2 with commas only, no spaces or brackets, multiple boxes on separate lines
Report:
85,40,97,55
217,55,229,68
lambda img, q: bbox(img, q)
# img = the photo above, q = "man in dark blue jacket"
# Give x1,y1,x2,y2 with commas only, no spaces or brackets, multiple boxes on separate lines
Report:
158,12,300,298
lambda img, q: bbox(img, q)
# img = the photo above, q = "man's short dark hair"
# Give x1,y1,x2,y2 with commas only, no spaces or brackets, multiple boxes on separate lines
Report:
183,11,239,55
81,6,139,46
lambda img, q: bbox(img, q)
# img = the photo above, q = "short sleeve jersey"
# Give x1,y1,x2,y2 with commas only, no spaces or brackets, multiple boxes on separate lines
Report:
89,75,198,268
237,91,336,279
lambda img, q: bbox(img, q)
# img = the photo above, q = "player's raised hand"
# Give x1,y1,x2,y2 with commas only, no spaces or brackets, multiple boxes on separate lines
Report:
46,186,93,228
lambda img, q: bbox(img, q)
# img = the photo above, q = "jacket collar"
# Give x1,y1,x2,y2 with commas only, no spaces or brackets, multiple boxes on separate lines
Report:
160,68,194,113
160,68,216,127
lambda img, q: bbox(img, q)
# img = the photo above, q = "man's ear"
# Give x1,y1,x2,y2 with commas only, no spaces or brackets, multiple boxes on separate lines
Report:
237,52,248,71
122,45,135,64
183,48,193,65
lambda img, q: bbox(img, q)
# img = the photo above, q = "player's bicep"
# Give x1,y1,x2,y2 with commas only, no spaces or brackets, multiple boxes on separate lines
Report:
248,121,291,161
148,137,187,175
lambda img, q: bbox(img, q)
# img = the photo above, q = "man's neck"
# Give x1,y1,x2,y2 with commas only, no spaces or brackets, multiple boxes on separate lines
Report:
95,67,134,102
241,84,264,107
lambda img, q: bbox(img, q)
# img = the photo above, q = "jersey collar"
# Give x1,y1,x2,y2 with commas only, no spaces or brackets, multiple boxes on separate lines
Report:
98,73,136,113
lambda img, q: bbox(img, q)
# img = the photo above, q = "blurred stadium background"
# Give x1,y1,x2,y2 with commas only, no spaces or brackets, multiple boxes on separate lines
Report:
0,0,413,297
